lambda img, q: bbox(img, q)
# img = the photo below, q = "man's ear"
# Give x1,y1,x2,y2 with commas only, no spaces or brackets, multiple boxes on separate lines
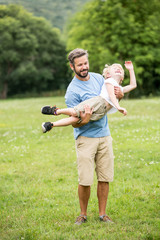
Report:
70,63,74,71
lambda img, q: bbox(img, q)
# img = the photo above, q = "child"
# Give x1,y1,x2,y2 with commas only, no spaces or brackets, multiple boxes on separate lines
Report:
41,61,136,133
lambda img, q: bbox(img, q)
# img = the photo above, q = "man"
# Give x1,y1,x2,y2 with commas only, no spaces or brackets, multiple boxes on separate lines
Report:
65,48,123,225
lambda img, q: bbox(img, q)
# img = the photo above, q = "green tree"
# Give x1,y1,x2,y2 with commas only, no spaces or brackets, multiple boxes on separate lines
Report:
0,0,90,31
0,4,68,98
67,0,160,96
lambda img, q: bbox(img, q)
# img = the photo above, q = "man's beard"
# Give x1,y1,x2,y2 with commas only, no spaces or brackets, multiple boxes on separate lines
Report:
74,67,89,78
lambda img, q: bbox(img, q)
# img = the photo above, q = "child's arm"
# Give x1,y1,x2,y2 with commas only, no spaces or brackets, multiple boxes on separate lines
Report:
106,83,127,115
123,61,137,93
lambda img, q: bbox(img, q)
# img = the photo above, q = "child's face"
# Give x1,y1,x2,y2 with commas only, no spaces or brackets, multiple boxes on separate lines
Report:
110,64,124,83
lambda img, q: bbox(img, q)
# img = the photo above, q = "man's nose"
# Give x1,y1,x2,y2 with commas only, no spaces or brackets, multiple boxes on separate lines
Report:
82,65,87,69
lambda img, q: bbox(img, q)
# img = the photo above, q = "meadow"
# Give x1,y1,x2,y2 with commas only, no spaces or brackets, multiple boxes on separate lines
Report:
0,97,159,240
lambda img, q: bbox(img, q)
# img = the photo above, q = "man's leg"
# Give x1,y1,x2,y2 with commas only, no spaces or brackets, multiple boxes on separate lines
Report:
97,181,109,216
75,136,98,224
95,136,114,221
78,184,90,216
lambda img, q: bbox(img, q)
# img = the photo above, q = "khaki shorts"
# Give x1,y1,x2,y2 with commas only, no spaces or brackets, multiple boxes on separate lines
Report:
74,96,109,121
75,136,114,186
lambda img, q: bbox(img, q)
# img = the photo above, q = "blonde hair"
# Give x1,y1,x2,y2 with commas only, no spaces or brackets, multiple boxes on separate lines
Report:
102,63,124,80
102,64,111,79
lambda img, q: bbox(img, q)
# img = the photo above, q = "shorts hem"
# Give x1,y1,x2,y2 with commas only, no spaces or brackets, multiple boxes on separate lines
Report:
79,182,93,186
98,178,113,183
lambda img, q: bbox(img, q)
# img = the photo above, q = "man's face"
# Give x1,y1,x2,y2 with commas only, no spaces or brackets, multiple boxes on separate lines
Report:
71,55,89,79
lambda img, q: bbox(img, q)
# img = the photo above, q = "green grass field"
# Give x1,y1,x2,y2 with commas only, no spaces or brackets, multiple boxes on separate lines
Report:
0,97,160,240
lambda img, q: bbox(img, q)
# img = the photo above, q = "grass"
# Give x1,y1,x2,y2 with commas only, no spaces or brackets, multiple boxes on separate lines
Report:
0,97,160,240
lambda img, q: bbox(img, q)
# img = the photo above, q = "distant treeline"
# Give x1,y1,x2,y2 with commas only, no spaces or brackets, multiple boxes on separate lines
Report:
0,0,90,30
0,0,160,98
66,0,160,97
0,5,70,98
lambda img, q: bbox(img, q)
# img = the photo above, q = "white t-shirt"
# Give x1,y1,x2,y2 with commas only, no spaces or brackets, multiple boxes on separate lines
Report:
100,77,123,114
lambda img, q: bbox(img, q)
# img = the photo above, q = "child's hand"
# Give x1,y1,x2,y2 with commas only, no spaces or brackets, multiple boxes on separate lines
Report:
124,61,133,71
118,107,127,116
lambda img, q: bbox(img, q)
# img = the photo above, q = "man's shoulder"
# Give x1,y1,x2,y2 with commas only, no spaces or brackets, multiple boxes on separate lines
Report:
89,72,104,87
65,77,81,98
90,72,103,79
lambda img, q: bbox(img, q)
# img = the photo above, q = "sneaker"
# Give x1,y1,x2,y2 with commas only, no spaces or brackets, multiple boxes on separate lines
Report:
42,122,53,133
99,214,113,223
41,105,59,115
75,215,87,225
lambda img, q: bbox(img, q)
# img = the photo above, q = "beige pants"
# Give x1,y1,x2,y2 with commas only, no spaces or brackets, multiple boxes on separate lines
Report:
74,96,109,121
75,136,114,186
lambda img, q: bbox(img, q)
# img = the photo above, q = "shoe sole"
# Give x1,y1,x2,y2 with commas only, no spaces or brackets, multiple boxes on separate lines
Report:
41,122,47,133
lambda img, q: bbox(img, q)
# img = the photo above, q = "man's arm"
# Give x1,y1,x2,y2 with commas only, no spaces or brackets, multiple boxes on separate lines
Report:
122,61,137,93
114,86,124,100
72,105,93,128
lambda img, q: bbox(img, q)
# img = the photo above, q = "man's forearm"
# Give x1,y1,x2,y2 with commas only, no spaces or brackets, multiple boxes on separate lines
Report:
72,113,91,128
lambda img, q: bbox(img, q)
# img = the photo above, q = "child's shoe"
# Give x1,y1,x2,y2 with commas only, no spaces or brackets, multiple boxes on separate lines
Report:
42,122,53,133
41,106,58,115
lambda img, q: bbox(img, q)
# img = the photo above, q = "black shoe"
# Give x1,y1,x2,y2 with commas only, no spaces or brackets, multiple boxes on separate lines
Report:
41,106,58,115
42,122,53,133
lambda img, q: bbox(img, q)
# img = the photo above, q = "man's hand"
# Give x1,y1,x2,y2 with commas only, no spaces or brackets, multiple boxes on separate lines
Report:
79,105,93,124
114,86,124,100
72,105,93,128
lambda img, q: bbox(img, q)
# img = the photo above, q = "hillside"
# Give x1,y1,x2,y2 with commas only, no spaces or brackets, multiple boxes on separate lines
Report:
0,0,91,31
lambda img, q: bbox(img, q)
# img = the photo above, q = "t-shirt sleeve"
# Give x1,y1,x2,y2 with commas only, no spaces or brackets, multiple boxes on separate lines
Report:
98,74,105,89
104,78,115,85
65,90,81,108
104,78,123,92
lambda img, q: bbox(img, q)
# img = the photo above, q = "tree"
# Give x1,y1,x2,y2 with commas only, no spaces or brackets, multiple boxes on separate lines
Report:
0,4,68,98
67,0,160,96
1,0,90,31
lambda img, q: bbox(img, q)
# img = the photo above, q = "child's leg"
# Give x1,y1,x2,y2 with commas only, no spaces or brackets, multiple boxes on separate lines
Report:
56,108,77,117
52,116,79,127
42,116,79,133
41,105,77,117
42,117,79,133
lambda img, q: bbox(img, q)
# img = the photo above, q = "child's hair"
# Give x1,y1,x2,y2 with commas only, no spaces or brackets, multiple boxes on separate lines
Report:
102,64,111,79
102,63,124,80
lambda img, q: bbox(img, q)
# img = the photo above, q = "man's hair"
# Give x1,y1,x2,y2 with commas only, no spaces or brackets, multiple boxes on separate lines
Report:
68,48,88,66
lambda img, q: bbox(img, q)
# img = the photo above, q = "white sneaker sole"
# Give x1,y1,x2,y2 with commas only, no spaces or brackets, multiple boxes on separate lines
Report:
41,122,47,133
